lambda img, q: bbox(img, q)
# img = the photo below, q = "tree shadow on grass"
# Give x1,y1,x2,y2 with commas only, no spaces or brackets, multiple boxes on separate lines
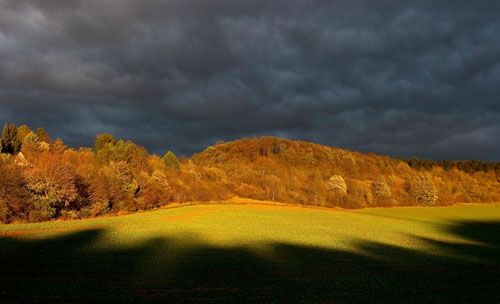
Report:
0,221,499,303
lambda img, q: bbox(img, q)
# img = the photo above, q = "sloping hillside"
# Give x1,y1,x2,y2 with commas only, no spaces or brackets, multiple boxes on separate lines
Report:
191,137,500,208
1,124,499,224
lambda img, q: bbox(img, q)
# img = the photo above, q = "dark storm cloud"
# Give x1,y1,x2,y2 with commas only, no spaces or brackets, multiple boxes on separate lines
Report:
1,0,499,160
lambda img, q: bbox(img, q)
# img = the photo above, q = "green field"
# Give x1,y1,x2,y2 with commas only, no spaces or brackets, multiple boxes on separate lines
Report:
1,202,499,303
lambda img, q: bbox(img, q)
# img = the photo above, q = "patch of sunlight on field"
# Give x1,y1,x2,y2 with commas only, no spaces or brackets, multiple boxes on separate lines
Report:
2,202,499,260
2,202,500,303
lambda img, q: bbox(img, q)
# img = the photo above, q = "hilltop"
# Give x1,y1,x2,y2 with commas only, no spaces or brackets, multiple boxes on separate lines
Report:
1,123,500,223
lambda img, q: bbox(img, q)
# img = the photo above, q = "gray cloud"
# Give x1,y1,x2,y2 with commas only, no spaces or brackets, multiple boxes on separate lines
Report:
1,0,499,160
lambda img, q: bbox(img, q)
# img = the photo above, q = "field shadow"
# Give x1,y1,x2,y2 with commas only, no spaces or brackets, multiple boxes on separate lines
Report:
0,221,499,303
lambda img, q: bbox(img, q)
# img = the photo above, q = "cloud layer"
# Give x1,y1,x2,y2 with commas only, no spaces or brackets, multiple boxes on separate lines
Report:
1,0,499,160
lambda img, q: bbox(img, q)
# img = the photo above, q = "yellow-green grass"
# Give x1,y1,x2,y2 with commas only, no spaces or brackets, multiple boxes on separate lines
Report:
1,202,499,303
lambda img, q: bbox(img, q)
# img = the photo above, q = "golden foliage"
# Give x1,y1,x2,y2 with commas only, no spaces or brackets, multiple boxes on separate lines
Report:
0,134,499,222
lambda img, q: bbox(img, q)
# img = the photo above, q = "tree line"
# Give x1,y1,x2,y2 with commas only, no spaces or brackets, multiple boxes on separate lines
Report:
402,158,500,174
1,123,499,223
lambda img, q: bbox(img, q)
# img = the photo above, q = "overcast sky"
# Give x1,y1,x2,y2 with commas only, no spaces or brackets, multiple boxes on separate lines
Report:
1,0,499,160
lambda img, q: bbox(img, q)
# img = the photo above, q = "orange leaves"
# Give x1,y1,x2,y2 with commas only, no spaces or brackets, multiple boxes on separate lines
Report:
24,153,79,221
0,164,29,223
27,153,79,205
1,133,500,223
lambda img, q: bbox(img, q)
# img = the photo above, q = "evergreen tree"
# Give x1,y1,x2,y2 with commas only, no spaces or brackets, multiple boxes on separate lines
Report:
23,132,41,148
17,125,32,141
0,124,6,153
50,138,68,154
36,127,51,143
21,132,42,163
1,123,22,154
162,151,180,169
94,136,136,165
94,133,116,152
11,124,22,153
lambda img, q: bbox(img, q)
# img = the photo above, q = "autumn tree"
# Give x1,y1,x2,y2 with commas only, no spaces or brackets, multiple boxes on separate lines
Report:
129,146,151,173
327,175,347,194
245,138,259,161
254,157,277,177
59,149,95,217
344,179,372,208
0,164,29,223
325,174,347,206
0,153,11,166
92,161,139,212
89,171,111,217
143,169,171,209
309,170,325,205
372,176,391,202
462,176,481,202
25,153,79,222
262,174,281,201
412,173,438,205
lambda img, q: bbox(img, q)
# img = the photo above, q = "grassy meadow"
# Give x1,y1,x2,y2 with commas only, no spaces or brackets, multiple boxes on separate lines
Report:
1,202,499,303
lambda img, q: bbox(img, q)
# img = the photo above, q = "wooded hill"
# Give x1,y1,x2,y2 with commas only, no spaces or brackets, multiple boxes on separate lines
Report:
1,123,499,223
